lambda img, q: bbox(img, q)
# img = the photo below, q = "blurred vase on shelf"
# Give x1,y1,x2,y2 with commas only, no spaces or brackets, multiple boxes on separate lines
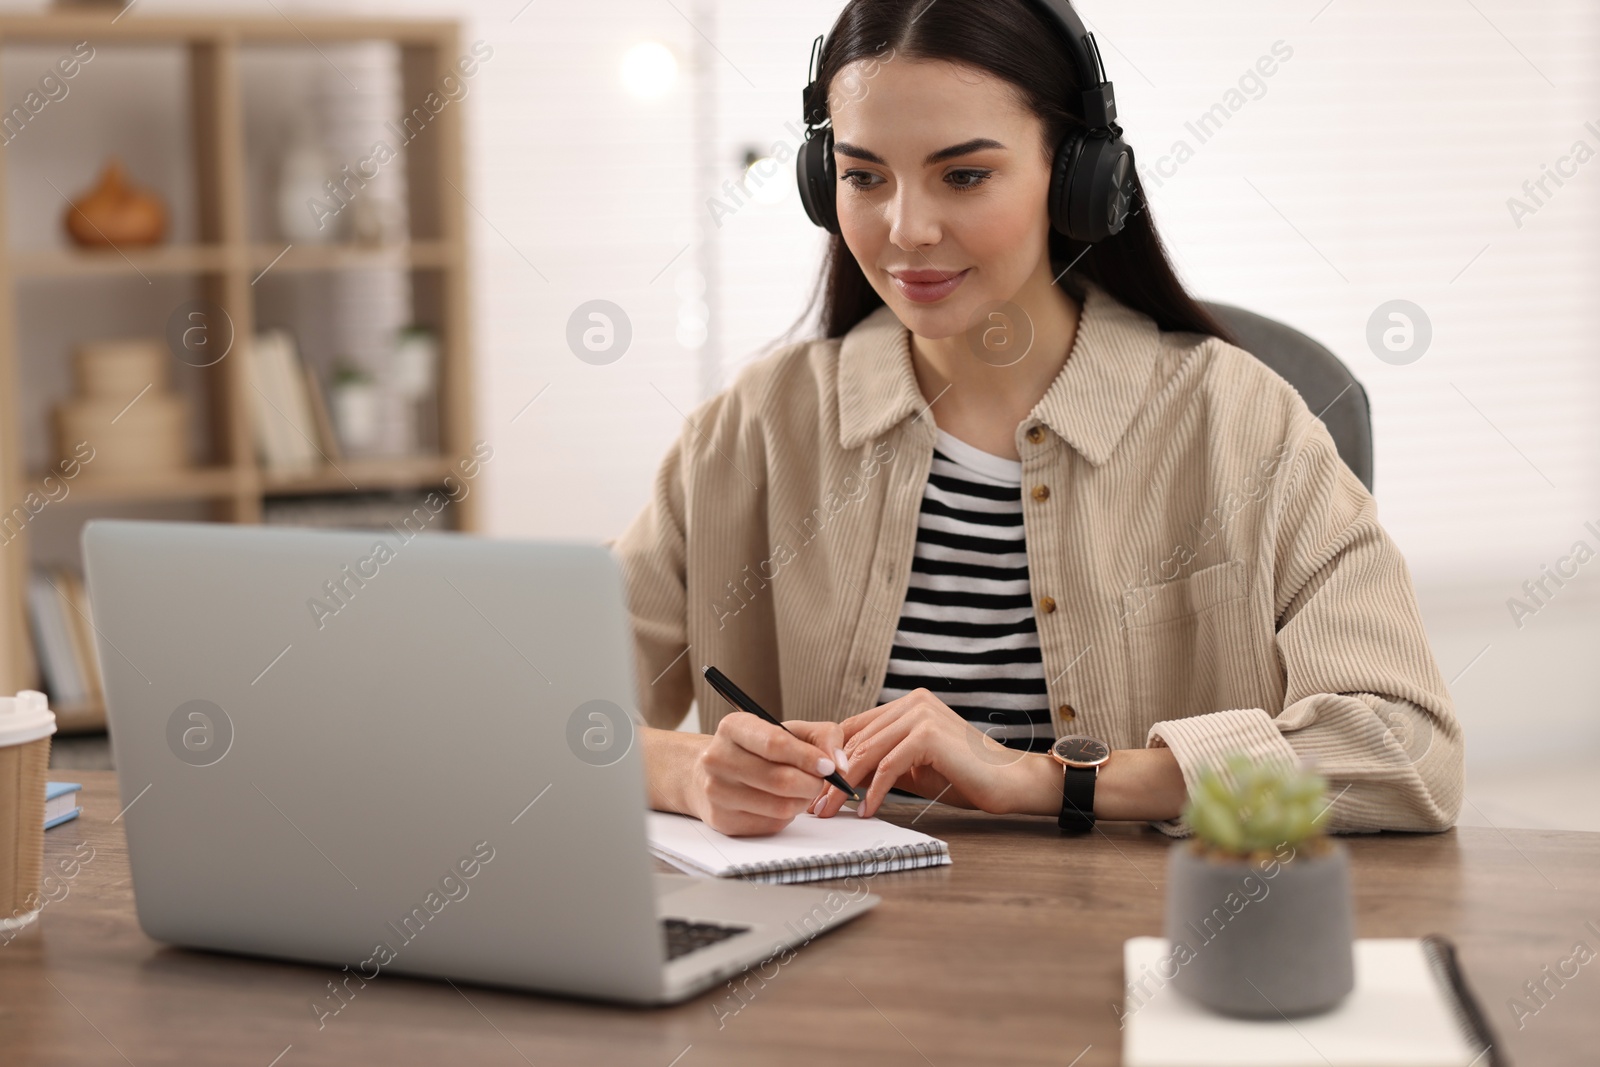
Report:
63,160,167,248
53,339,190,476
389,326,439,455
330,363,383,457
277,123,340,244
350,194,405,246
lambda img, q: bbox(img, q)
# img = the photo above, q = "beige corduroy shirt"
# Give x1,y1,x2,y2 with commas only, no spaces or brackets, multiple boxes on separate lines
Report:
607,274,1463,833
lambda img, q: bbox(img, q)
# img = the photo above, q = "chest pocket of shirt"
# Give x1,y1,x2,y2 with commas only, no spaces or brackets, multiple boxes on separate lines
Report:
1121,558,1251,728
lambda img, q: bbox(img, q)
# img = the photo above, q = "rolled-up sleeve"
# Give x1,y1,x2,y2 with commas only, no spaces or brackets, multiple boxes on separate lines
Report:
1147,417,1464,834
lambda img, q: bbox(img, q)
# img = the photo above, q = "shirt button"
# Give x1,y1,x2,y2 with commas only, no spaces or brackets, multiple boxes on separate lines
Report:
1026,426,1044,444
1039,595,1057,614
1059,704,1076,722
1031,484,1050,502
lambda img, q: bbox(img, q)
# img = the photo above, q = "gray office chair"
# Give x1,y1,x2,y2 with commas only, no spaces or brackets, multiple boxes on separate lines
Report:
1200,301,1374,493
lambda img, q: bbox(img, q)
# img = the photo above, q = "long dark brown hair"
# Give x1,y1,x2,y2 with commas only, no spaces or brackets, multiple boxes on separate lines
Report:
792,0,1237,347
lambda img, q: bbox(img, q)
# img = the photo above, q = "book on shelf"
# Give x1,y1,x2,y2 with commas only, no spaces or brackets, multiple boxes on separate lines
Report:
58,570,102,708
300,358,344,465
24,567,101,710
248,330,340,474
263,490,446,531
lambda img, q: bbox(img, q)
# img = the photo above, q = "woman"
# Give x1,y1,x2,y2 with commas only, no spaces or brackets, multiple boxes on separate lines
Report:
611,0,1462,838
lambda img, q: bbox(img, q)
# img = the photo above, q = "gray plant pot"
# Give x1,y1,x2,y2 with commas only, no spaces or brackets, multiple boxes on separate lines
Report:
1163,839,1354,1018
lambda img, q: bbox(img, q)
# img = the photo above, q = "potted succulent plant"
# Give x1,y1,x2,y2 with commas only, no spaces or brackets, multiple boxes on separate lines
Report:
1163,754,1354,1018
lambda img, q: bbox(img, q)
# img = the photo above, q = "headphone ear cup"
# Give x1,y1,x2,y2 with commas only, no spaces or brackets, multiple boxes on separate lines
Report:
796,128,840,234
1048,132,1084,239
1050,131,1134,244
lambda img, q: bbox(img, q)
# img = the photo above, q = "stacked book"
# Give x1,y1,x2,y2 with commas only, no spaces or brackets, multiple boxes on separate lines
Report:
264,490,447,531
25,568,103,712
248,329,341,474
46,782,82,829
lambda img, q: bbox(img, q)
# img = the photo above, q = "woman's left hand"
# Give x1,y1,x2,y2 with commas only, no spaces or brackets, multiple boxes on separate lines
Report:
811,688,1038,819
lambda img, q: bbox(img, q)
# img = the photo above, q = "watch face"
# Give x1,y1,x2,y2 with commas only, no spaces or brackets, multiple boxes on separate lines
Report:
1052,735,1110,767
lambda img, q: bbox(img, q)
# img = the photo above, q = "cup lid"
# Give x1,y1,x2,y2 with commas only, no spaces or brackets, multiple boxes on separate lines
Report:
0,690,57,747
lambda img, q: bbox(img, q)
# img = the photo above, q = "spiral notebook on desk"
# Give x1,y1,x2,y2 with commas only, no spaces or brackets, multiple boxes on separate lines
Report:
646,811,951,885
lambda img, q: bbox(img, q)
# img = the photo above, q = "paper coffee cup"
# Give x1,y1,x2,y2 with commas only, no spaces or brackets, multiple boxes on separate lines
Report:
0,690,56,932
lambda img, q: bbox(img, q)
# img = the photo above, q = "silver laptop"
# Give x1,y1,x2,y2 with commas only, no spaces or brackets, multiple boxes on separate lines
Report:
82,519,877,1005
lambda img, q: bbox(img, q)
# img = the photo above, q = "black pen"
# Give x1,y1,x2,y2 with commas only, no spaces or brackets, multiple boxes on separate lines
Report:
702,665,862,803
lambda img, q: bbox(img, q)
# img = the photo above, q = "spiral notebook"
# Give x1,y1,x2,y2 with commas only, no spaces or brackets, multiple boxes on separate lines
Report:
646,811,951,885
1121,936,1503,1067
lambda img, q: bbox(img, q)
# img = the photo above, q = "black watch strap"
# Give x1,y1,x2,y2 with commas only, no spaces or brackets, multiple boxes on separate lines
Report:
1058,765,1097,834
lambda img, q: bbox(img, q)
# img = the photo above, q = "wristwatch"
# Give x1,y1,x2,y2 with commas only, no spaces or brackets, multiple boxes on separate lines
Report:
1050,735,1111,834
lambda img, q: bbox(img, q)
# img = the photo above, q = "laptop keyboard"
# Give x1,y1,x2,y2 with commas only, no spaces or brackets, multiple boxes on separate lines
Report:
662,918,750,961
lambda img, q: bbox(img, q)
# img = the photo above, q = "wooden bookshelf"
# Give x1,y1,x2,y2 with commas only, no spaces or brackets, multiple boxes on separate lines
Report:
257,456,462,496
51,699,106,737
0,14,478,725
9,244,232,278
246,241,459,273
28,464,243,505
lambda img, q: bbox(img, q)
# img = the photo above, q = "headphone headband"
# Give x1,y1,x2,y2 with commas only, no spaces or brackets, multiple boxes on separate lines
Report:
802,33,827,126
1028,0,1117,130
802,1,1116,133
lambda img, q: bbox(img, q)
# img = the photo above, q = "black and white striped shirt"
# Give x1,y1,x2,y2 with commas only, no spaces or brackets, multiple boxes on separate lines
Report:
878,429,1053,752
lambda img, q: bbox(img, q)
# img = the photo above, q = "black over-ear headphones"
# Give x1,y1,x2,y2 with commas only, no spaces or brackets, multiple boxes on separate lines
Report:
795,0,1136,243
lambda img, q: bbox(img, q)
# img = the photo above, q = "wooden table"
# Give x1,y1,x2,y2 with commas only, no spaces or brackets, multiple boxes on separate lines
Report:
5,771,1597,1066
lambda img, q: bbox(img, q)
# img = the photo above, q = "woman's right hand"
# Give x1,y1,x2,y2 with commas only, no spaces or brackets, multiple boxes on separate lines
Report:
683,714,845,836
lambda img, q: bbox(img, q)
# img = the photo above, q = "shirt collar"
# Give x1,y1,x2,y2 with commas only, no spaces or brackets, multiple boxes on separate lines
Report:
835,273,1165,466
